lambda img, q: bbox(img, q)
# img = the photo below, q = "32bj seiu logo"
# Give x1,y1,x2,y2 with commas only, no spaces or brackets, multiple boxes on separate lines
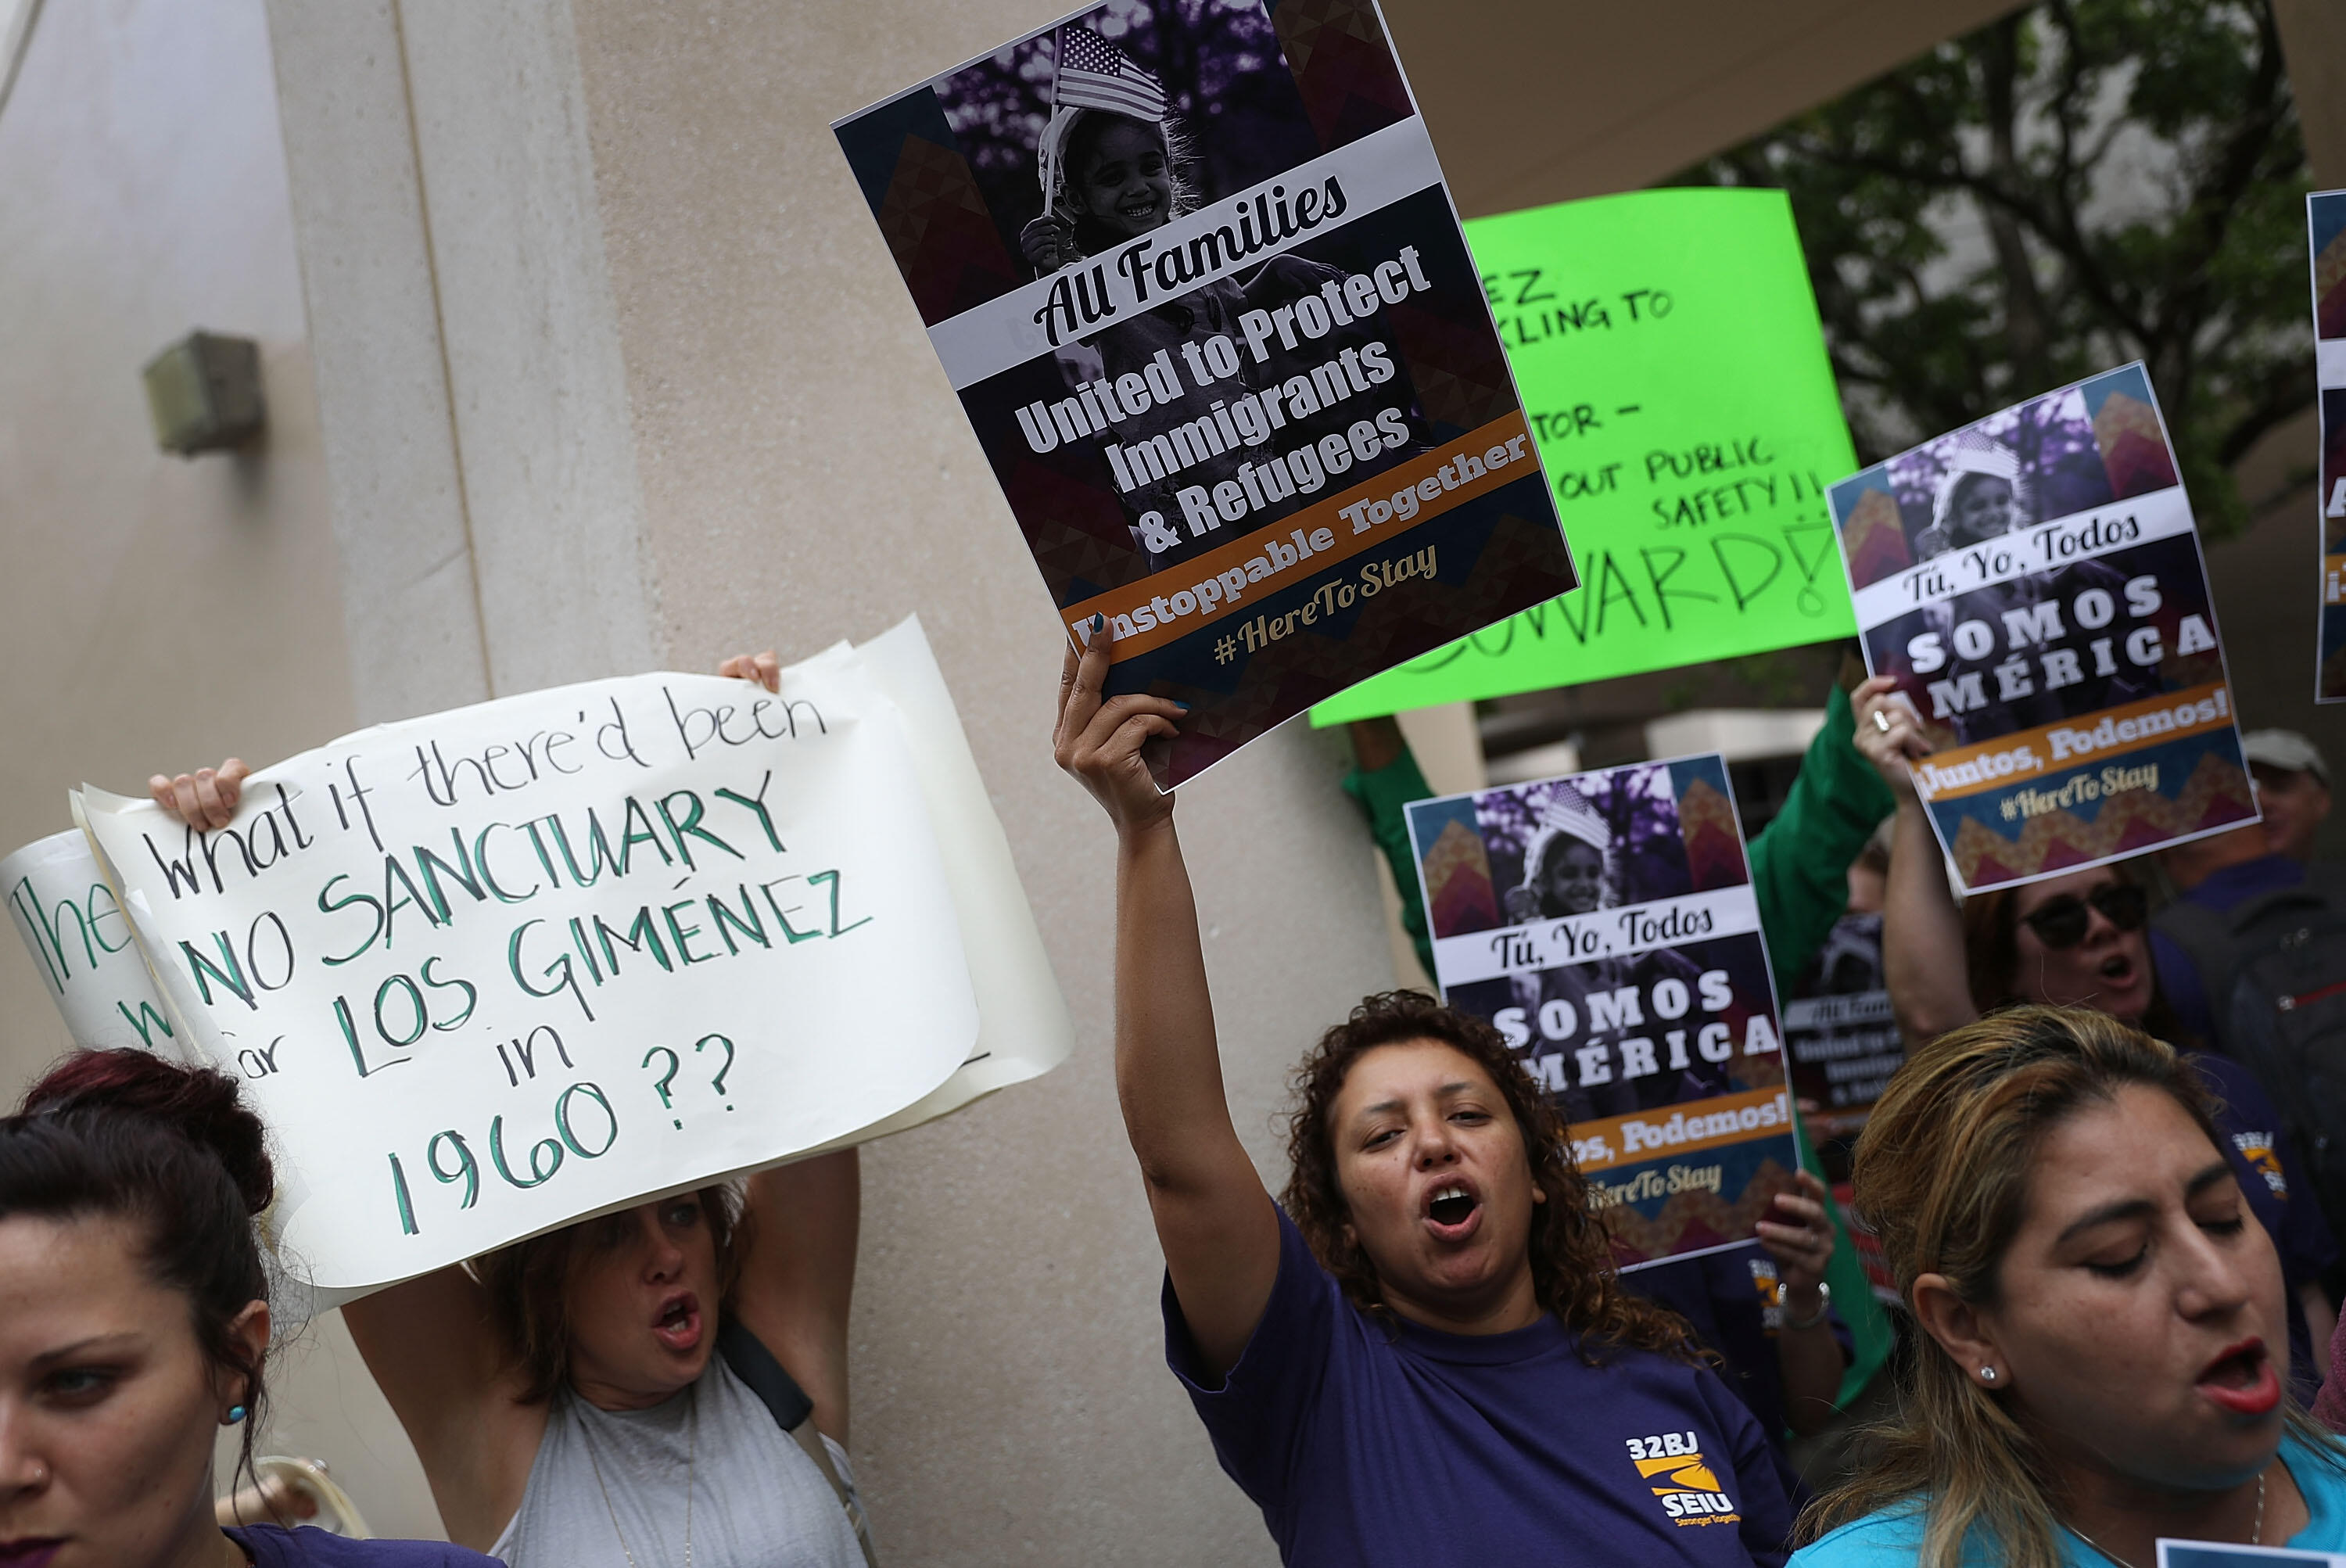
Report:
1625,1432,1741,1527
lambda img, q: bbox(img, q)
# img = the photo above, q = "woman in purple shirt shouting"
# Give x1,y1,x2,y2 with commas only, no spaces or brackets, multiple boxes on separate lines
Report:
1054,629,1793,1566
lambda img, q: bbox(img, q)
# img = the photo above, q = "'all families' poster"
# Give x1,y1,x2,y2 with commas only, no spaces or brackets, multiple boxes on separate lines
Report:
834,1,1576,787
1828,364,2255,893
1405,755,1799,1271
2308,189,2346,702
1313,186,1860,723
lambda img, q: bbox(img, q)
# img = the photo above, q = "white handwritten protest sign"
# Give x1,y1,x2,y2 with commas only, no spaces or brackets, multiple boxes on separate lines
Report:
67,618,1063,1294
3,828,181,1056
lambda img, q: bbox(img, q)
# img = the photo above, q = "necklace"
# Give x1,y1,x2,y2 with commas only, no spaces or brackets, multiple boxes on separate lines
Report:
579,1380,698,1568
2065,1470,2263,1568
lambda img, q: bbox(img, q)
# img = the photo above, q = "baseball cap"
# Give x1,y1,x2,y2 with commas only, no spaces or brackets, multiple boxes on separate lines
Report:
2243,729,2330,788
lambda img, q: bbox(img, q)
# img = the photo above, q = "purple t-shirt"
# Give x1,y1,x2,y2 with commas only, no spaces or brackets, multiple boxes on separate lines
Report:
1165,1205,1792,1567
225,1526,502,1566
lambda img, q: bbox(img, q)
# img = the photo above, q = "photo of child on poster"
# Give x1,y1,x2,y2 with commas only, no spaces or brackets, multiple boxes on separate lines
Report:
1829,364,2255,892
1404,755,1799,1272
968,17,1435,577
836,0,1576,788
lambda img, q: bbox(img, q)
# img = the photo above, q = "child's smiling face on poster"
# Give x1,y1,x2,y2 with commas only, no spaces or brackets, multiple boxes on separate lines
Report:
1076,118,1172,239
1951,473,2017,545
1544,838,1606,916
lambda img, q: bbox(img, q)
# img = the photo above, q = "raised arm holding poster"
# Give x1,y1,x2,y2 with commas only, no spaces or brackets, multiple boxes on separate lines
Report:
2308,189,2346,702
1313,185,1860,724
1404,755,1798,1270
1827,364,2255,894
834,0,1575,787
56,617,1069,1296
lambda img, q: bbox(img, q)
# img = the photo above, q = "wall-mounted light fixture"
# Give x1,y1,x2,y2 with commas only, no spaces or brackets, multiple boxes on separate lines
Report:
142,331,265,456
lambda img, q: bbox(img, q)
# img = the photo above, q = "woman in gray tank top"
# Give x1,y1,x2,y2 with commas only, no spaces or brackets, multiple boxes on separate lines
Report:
156,652,871,1568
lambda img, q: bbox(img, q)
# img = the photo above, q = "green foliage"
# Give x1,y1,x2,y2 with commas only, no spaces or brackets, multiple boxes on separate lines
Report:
1680,0,2311,537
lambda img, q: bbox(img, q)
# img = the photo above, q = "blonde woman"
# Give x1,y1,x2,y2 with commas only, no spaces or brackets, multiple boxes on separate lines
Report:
1795,1006,2346,1566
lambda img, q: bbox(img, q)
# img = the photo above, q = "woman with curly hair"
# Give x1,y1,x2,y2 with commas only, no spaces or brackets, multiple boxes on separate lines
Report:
1795,1006,2346,1566
1054,629,1793,1566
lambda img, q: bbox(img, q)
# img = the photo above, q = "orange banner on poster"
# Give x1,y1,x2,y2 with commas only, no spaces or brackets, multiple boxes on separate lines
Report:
1910,681,2233,804
1569,1087,1792,1175
1062,411,1534,659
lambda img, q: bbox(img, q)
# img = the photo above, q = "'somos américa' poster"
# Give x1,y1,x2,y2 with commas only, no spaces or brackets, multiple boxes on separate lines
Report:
1405,755,1799,1271
1826,364,2255,893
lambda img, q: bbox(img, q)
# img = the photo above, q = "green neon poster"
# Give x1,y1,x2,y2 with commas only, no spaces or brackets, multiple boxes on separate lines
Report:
1311,188,1857,724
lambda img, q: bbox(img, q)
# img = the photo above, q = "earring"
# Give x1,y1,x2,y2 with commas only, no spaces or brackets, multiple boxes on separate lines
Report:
1978,1367,1998,1384
226,1405,249,1425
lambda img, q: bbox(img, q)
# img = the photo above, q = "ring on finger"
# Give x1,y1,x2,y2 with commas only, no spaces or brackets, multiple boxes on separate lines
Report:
1872,709,1892,733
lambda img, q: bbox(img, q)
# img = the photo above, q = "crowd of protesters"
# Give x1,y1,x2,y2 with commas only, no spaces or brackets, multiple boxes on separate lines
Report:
8,618,2346,1568
1046,625,2346,1567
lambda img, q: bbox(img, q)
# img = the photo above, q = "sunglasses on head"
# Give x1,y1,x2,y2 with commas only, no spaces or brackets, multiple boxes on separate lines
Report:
2018,882,2147,949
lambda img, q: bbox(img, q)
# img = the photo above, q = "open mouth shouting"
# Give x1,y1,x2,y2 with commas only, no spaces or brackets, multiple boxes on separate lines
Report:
1424,1179,1483,1242
2197,1336,2281,1418
653,1290,704,1355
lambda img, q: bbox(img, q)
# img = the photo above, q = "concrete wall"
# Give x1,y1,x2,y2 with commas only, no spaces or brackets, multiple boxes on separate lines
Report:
0,0,350,1023
0,0,436,1536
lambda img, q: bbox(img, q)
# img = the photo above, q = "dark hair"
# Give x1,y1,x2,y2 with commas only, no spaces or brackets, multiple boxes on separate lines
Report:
5,1049,275,1494
1050,107,1196,258
1960,859,2189,1041
475,1185,743,1403
1280,991,1699,1364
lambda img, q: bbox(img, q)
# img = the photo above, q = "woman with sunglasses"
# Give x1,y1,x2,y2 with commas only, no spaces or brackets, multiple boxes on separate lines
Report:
1856,676,2338,1399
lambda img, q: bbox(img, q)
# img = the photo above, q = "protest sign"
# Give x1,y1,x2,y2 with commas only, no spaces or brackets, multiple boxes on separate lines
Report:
1781,913,1896,1144
3,828,180,1056
2308,189,2346,702
1826,364,2254,893
834,0,1575,787
1313,186,1860,724
2158,1545,2346,1568
72,617,1068,1294
1405,754,1798,1270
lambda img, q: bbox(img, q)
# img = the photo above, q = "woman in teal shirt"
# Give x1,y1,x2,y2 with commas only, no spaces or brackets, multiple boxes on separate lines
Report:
1795,1006,2346,1568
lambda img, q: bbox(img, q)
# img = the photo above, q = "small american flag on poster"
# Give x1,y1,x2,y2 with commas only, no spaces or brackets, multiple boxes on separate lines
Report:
1055,27,1166,120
